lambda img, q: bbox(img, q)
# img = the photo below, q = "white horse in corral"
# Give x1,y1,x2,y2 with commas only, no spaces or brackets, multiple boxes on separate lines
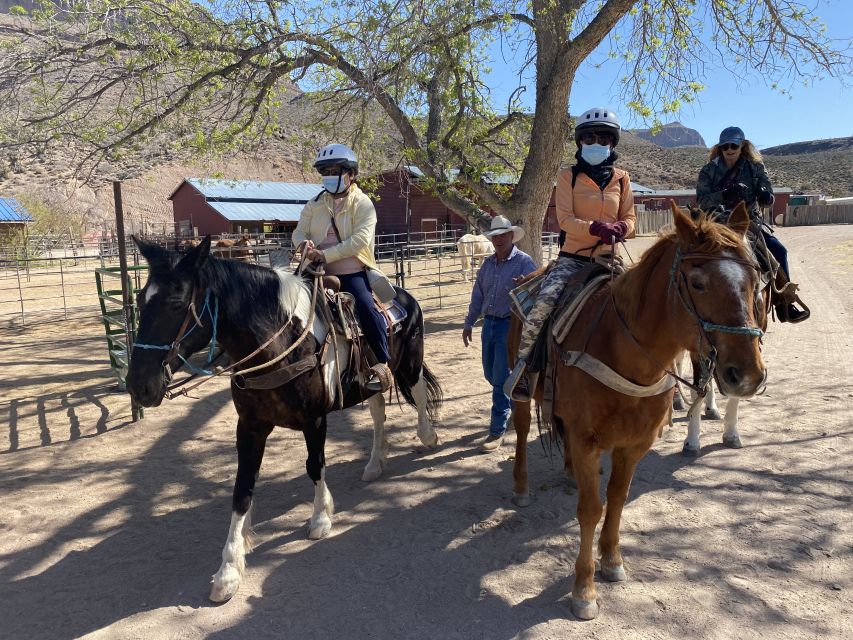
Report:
457,233,493,282
673,353,747,456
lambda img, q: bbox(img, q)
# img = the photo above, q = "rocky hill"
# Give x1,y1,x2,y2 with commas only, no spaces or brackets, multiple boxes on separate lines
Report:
762,137,853,156
630,122,706,148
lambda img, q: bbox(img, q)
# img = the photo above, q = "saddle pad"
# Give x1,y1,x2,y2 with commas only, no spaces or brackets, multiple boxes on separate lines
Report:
552,274,610,343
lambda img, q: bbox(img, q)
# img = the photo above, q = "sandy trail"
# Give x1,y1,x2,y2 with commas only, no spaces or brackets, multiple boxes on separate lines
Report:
0,226,850,640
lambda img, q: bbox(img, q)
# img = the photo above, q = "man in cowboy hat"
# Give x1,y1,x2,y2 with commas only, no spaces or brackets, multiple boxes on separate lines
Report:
462,216,537,452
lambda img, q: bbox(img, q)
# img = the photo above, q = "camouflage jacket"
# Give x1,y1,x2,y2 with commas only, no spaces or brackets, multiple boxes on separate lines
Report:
696,157,773,212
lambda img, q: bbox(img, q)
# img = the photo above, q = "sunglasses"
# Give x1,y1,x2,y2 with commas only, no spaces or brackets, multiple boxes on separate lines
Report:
719,143,741,152
580,131,615,146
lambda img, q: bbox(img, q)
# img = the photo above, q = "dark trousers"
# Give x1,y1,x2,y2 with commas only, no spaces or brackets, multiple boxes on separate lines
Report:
339,270,390,363
762,231,790,280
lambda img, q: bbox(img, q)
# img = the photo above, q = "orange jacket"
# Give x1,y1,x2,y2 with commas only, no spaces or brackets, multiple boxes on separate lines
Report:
556,166,636,257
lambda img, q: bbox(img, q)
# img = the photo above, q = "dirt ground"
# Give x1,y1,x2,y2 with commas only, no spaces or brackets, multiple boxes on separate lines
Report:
1,226,851,640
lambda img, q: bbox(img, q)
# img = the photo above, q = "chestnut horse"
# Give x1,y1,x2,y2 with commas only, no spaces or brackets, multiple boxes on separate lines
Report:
508,203,766,620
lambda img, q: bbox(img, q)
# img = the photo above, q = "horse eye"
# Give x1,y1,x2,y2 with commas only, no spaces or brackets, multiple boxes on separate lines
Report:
690,280,706,292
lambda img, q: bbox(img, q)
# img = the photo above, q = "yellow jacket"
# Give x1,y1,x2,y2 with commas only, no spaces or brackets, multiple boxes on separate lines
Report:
292,184,380,271
556,167,636,257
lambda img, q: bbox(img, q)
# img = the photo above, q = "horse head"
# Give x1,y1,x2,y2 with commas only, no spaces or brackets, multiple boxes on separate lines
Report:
670,201,766,398
127,236,215,407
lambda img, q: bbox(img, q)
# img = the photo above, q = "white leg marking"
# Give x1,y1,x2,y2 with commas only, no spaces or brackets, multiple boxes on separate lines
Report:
723,397,741,439
362,393,387,482
210,508,252,602
684,397,703,452
308,467,334,539
412,373,440,447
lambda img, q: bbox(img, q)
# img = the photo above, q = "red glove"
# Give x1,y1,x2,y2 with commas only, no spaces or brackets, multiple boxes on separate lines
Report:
589,220,628,244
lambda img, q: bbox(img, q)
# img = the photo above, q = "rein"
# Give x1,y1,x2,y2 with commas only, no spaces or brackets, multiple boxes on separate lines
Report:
136,263,323,400
606,242,763,397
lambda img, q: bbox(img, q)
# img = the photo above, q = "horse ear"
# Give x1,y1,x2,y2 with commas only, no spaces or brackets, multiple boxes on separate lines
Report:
727,202,750,238
177,235,211,273
671,200,695,247
132,235,170,270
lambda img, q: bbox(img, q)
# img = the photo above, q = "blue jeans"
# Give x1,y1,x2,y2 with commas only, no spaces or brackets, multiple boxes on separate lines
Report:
338,270,390,363
762,232,790,280
481,316,511,437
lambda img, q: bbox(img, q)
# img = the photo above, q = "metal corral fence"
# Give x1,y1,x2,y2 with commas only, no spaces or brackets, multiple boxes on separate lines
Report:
784,204,853,227
0,254,139,326
0,232,560,325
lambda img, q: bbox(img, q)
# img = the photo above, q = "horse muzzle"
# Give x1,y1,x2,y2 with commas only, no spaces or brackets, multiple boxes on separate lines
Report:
126,369,168,407
716,362,767,398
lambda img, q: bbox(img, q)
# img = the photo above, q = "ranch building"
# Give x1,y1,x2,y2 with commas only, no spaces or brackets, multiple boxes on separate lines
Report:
169,178,323,237
0,196,33,240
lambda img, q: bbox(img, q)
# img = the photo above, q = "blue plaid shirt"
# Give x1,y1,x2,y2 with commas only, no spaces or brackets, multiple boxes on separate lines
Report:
464,245,537,328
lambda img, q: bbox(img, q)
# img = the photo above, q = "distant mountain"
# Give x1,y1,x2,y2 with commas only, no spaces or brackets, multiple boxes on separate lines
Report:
630,122,706,148
761,137,853,156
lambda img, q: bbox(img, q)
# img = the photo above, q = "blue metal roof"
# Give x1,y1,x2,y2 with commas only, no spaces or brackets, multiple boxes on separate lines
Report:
0,197,32,223
185,178,323,202
207,201,305,223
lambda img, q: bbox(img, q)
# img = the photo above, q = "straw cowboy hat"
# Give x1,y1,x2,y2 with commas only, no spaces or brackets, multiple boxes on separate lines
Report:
483,215,525,243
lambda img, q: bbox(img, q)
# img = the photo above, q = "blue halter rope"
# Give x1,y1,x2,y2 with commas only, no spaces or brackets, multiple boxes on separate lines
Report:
135,289,220,376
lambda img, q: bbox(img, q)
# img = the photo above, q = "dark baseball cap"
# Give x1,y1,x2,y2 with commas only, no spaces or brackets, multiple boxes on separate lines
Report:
718,126,745,146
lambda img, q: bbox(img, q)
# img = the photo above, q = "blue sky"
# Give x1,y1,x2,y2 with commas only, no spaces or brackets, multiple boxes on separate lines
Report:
486,0,851,149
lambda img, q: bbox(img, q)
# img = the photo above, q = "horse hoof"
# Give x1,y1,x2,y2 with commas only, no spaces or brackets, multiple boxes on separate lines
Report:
308,516,332,540
210,568,241,603
419,432,441,448
723,435,743,449
361,465,383,482
570,596,599,620
681,443,701,457
673,396,686,411
512,492,531,508
600,565,627,582
704,408,722,420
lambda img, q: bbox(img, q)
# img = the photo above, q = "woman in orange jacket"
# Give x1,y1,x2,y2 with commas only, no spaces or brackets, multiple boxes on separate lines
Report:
505,108,636,402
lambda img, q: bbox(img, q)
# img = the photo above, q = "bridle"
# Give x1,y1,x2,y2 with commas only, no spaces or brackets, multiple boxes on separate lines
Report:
133,267,322,400
607,241,763,396
134,284,220,384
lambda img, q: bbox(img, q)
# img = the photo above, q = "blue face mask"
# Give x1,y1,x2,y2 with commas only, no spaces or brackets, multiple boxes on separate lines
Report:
322,174,350,194
581,143,611,166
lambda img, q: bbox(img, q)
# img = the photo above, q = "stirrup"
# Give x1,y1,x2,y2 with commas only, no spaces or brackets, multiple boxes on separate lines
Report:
504,361,533,402
365,363,393,392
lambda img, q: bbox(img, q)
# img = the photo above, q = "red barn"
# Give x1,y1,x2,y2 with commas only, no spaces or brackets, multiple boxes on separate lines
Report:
169,178,323,236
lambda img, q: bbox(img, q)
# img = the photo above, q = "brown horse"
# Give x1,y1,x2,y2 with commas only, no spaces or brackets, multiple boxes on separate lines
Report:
508,202,766,620
215,235,252,260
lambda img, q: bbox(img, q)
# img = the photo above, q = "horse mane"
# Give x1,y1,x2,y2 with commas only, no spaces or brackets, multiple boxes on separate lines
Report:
199,257,308,335
612,213,748,323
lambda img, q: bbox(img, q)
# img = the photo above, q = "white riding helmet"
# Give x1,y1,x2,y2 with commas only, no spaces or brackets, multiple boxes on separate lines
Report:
314,143,359,174
574,108,621,146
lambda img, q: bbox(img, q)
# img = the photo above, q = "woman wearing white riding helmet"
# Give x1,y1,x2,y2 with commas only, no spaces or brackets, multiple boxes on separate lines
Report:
293,143,394,392
505,107,636,402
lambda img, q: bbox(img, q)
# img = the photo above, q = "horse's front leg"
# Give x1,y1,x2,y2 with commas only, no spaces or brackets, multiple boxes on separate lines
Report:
362,393,387,482
305,414,334,538
722,397,743,448
598,441,651,584
412,371,440,448
570,440,603,620
210,418,274,603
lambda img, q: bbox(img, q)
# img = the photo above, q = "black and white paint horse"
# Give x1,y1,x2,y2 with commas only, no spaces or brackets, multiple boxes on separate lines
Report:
126,237,442,601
